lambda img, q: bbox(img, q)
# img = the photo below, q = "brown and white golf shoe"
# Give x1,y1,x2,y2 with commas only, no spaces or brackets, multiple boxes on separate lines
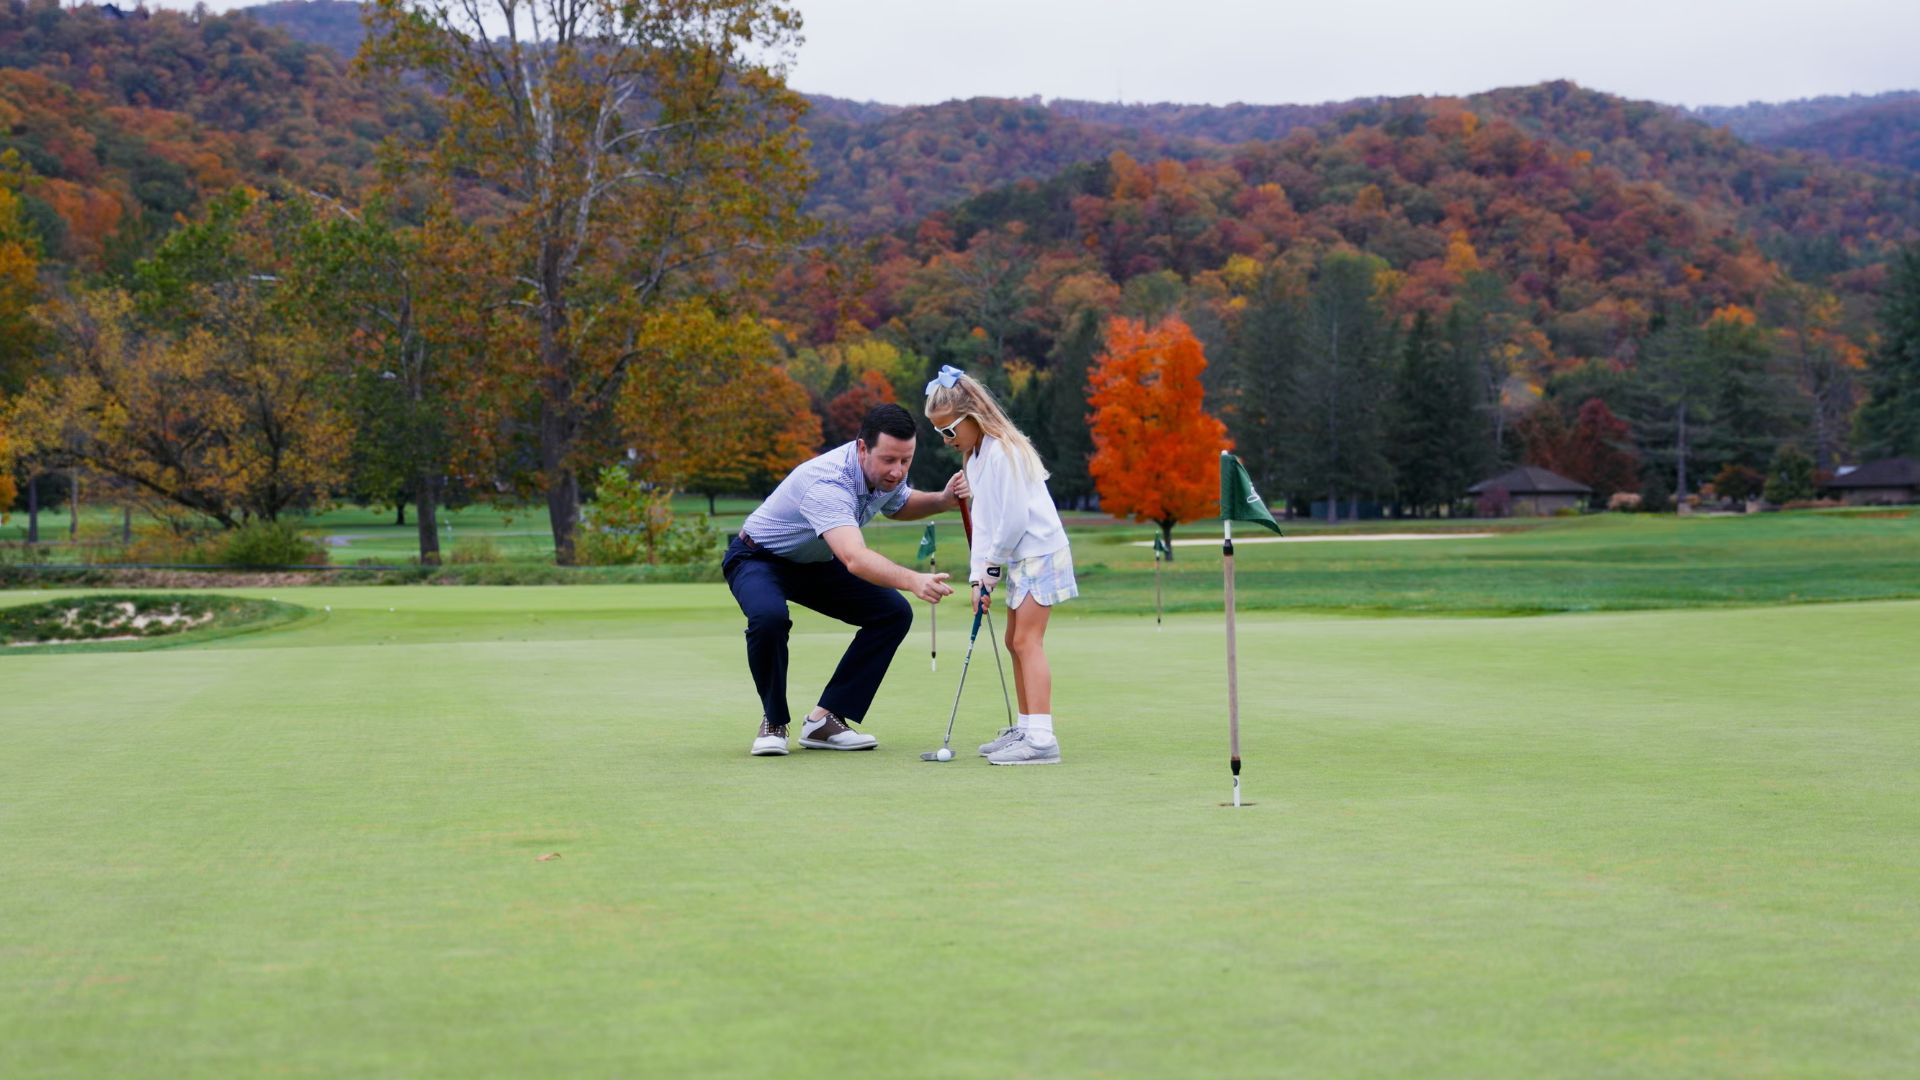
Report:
798,711,878,751
750,717,790,757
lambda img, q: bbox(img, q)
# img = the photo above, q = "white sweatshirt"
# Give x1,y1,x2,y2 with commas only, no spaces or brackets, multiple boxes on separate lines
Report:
966,435,1069,585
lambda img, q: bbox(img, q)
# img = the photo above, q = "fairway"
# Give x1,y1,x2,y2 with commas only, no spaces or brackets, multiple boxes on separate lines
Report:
4,586,1919,1076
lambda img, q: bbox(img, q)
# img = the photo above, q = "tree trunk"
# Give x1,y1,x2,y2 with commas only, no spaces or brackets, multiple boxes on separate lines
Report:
123,505,132,544
539,273,581,565
1674,402,1690,499
542,399,580,566
1326,486,1339,523
414,471,441,566
707,491,717,516
1159,519,1175,562
27,476,39,543
69,469,78,538
394,491,408,527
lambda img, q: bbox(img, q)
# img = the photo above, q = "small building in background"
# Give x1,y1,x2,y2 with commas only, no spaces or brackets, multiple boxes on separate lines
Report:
1824,457,1919,505
1468,466,1592,516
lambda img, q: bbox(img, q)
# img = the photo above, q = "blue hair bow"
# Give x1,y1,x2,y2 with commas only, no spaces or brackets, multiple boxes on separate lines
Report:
924,365,965,396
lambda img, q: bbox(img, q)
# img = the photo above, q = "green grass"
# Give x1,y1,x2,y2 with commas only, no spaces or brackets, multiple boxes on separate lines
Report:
4,585,1919,1076
8,507,1920,616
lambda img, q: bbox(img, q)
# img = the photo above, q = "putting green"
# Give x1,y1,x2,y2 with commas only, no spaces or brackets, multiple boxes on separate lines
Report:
3,586,1918,1076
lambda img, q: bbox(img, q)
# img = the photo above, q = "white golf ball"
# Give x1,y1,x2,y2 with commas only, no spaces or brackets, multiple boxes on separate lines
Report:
324,605,332,612
935,747,953,761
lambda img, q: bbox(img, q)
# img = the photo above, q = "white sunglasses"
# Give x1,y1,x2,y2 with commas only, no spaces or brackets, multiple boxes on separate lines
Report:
933,415,970,439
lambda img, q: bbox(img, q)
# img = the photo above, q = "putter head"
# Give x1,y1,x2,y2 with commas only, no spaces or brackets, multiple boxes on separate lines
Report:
920,748,954,762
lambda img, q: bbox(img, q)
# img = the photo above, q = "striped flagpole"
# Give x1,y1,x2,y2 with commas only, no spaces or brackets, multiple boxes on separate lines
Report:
1224,515,1241,807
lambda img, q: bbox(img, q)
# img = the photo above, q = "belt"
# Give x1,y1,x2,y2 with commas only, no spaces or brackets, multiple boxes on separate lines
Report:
738,531,762,550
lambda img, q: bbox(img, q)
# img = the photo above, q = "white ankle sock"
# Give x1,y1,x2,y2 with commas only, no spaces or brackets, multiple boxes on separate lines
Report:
1026,714,1055,746
1016,713,1031,731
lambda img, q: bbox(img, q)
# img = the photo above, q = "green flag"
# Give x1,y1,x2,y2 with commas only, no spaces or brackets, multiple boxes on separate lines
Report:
1220,452,1282,535
1152,533,1170,559
917,523,937,561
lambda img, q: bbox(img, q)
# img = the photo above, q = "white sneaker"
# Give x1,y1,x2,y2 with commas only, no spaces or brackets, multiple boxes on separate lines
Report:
750,717,789,757
798,711,878,751
988,737,1060,766
977,726,1022,757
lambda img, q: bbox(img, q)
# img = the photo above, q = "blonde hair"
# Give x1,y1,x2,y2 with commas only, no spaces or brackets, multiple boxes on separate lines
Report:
925,373,1048,482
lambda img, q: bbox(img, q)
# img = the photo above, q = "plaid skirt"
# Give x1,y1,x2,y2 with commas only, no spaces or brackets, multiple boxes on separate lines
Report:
1003,546,1079,609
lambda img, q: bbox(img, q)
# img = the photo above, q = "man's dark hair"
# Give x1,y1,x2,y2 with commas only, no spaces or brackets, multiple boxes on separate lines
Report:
859,403,916,447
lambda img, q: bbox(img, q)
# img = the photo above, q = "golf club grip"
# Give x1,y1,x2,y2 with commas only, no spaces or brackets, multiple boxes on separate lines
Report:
958,495,973,543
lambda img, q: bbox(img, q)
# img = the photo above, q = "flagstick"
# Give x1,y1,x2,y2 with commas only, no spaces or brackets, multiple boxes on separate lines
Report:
929,553,938,671
1224,518,1241,807
1154,546,1163,629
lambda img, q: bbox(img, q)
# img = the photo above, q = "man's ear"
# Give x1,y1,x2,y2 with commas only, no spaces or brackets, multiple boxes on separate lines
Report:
854,438,867,455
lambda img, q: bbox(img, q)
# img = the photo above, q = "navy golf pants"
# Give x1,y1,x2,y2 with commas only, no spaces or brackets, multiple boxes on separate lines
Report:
723,535,913,729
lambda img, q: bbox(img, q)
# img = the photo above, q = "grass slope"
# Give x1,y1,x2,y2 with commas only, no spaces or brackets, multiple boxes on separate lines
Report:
3,586,1918,1076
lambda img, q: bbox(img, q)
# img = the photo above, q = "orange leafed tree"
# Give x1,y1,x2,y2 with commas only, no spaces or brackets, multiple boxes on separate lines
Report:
0,150,41,392
1087,316,1230,559
0,410,15,515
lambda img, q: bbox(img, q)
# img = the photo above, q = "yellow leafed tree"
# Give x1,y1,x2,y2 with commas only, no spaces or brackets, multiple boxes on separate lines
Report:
12,288,350,527
616,303,820,513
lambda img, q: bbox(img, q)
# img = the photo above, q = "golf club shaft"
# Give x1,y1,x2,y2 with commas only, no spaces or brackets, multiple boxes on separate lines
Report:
983,603,1014,729
939,600,989,750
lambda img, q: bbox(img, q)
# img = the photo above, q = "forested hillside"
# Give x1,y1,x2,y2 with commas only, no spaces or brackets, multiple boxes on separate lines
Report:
0,0,438,273
1765,98,1920,175
6,0,1920,548
1694,90,1920,144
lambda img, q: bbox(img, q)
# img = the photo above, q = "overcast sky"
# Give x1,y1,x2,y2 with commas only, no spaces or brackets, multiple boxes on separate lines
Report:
181,0,1919,109
781,0,1919,108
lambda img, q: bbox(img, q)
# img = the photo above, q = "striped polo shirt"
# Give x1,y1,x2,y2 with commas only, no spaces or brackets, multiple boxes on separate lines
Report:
740,441,913,563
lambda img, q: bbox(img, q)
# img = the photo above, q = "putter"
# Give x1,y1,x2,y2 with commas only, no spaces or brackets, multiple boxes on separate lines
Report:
922,588,989,762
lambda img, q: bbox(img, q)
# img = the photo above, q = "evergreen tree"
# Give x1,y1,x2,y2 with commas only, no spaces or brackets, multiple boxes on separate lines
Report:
1290,251,1396,521
1638,314,1719,498
1388,309,1487,515
1701,306,1797,470
1039,309,1100,508
1763,444,1817,504
1856,246,1920,458
1221,268,1307,502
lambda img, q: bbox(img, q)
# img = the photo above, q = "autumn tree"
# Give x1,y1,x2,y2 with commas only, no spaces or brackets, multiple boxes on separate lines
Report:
1087,316,1229,558
616,304,820,511
824,369,898,447
13,190,352,525
0,150,41,394
285,195,489,564
1768,282,1863,472
362,0,811,564
1520,397,1640,500
13,285,348,526
0,411,16,514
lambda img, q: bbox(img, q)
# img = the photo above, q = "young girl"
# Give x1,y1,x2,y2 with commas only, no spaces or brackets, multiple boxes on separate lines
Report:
924,365,1077,765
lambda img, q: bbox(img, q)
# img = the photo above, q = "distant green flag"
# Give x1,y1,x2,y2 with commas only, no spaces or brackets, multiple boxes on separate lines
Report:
917,523,937,561
1220,452,1283,535
1152,533,1170,559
